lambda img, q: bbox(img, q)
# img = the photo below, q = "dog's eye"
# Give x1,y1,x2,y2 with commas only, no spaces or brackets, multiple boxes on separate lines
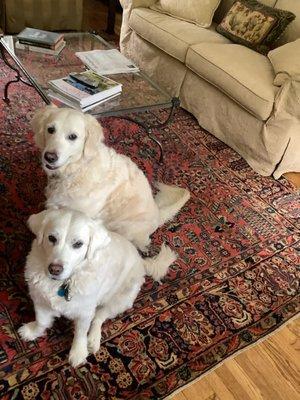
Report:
48,235,57,244
68,134,77,141
73,241,83,249
47,126,55,134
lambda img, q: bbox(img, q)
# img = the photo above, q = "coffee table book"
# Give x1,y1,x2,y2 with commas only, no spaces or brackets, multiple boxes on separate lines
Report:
49,72,122,109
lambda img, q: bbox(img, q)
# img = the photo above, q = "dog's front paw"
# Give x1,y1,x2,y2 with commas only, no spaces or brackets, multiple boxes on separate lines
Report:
18,322,44,341
88,328,102,354
69,344,88,368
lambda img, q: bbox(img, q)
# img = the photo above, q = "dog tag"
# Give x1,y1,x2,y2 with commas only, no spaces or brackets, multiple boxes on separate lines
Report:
57,286,66,297
57,282,71,301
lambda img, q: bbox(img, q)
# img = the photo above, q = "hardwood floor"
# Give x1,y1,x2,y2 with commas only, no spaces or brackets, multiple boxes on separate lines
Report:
82,0,122,37
284,173,300,190
172,319,300,400
83,4,300,399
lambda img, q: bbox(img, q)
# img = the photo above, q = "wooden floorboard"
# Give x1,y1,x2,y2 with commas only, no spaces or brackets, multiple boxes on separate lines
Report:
84,4,300,399
173,320,300,400
83,0,122,37
284,173,300,189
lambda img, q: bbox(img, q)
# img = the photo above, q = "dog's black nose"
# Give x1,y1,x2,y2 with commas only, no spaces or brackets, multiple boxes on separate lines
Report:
44,152,58,164
48,263,63,276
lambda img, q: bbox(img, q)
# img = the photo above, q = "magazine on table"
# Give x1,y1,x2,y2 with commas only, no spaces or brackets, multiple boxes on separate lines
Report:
75,49,139,75
48,70,122,108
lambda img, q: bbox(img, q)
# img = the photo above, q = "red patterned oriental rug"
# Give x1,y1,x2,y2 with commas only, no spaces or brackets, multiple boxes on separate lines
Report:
0,60,299,400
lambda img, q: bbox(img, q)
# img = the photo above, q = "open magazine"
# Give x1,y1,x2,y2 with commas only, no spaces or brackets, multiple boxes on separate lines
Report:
75,49,139,75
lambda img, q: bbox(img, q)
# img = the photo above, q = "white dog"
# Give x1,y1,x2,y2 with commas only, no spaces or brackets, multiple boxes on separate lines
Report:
31,106,190,250
18,208,176,367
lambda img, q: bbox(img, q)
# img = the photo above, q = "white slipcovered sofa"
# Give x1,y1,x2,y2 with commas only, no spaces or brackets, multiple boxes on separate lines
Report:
120,0,300,178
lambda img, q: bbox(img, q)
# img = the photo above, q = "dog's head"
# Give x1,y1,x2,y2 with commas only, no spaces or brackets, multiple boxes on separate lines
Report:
28,208,110,281
31,106,105,175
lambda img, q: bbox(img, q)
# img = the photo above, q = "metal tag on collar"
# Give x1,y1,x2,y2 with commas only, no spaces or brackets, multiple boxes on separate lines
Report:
57,279,72,301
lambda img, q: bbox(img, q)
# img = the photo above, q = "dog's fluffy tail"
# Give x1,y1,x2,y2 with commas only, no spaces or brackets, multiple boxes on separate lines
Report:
143,244,177,282
155,182,190,226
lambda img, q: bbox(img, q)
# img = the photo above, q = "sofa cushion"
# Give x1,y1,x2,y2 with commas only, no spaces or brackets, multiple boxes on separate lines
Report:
186,43,276,120
275,0,300,45
150,0,221,28
129,8,230,63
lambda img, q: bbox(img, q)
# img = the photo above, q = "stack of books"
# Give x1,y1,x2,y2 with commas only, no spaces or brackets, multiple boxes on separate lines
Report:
48,70,122,112
16,27,66,55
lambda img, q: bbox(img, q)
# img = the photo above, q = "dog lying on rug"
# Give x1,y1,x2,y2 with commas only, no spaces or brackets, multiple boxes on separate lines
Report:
31,106,190,251
18,208,176,367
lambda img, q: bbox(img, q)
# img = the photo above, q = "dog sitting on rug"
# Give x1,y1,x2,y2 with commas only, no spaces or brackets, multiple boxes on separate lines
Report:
31,106,190,251
18,208,176,367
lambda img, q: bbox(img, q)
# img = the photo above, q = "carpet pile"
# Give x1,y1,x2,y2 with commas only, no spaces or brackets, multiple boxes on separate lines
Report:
0,60,299,399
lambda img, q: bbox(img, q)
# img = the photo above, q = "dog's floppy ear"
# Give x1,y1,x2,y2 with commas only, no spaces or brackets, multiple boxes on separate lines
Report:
83,114,105,159
87,221,111,260
31,105,57,149
27,210,49,245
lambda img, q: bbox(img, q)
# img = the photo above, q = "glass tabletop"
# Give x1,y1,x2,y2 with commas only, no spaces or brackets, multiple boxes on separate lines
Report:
3,32,172,116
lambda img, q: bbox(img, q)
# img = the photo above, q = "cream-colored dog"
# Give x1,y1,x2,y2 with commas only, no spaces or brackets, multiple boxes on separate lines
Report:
18,208,176,367
31,106,190,251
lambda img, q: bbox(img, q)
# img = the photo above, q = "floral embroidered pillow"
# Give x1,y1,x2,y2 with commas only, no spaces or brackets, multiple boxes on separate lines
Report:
216,0,295,54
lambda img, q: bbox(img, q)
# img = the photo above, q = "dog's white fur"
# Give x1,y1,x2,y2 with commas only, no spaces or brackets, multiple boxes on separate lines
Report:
18,209,176,367
31,106,190,250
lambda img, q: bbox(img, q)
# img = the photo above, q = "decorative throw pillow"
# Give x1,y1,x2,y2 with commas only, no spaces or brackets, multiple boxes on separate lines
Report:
216,0,296,54
150,0,221,28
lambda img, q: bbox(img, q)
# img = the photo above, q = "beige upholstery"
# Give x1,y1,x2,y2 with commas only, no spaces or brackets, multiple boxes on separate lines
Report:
129,8,230,63
150,0,221,28
275,0,300,44
120,0,300,178
268,39,300,85
186,43,276,120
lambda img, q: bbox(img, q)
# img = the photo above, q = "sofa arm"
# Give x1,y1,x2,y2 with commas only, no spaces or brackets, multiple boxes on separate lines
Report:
268,39,300,86
120,0,156,53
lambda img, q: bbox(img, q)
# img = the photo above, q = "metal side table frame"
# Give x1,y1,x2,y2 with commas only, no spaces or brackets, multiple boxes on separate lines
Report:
0,35,180,163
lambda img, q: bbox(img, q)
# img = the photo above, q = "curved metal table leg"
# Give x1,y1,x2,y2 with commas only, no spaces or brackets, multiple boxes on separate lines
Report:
118,97,180,163
0,38,50,104
0,40,33,103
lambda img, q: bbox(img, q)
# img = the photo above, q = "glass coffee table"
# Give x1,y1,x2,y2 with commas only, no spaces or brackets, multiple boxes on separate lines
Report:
0,32,180,161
